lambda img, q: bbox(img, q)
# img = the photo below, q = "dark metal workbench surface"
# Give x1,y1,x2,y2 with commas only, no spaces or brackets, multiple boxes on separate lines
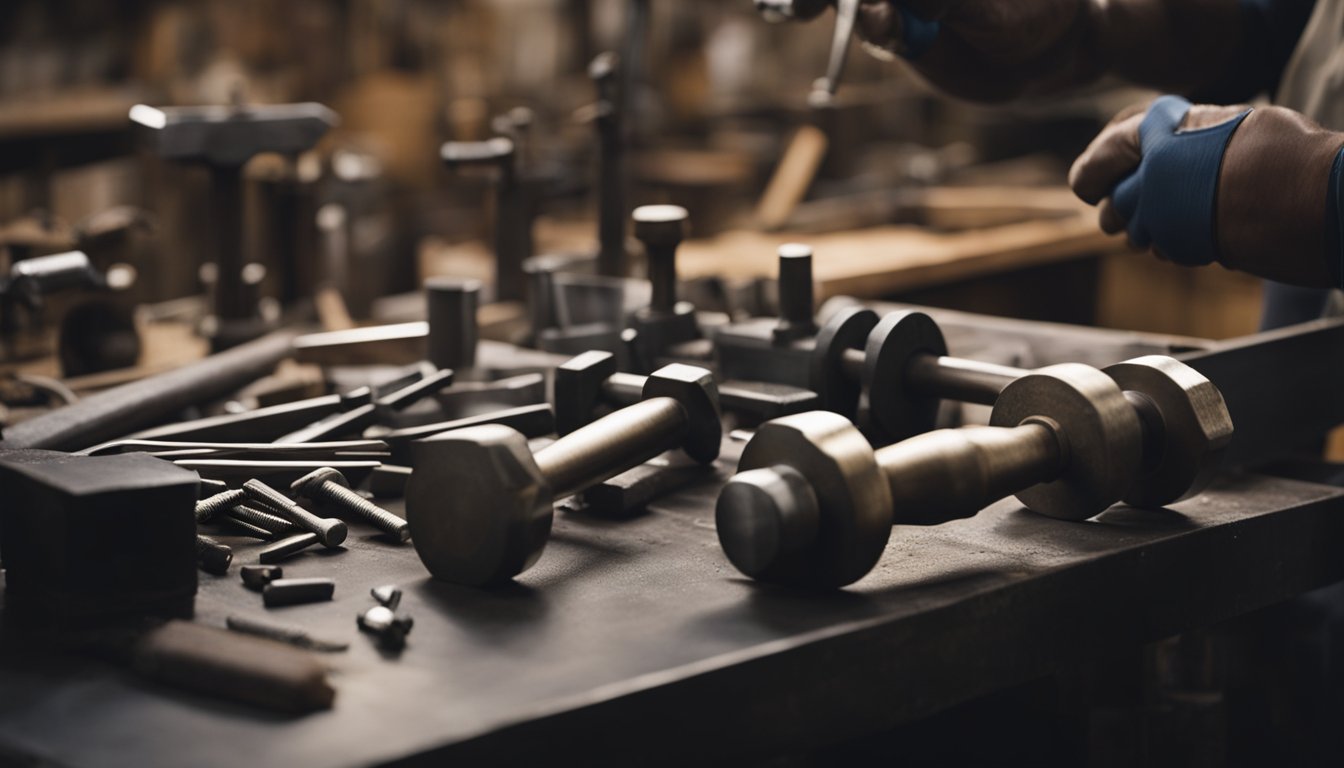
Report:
1,440,1343,767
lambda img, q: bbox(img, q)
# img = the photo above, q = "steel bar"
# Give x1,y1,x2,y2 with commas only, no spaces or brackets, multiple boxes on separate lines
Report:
0,330,295,452
534,397,687,500
1177,317,1344,467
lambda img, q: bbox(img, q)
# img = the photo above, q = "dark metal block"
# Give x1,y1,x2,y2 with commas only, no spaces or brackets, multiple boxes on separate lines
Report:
0,453,199,624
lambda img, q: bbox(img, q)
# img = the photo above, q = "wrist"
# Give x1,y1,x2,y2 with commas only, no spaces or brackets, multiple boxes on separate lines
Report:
1218,108,1344,284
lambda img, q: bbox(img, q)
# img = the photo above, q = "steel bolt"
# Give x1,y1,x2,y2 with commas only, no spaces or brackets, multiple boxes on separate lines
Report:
196,534,233,575
195,488,246,523
227,503,302,536
242,479,347,548
221,516,275,540
292,468,410,543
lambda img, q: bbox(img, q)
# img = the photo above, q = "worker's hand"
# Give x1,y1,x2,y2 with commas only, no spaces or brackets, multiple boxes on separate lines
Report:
1070,95,1344,287
828,0,1100,100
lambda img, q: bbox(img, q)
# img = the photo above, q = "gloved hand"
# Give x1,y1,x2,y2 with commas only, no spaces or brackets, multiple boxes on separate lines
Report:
1070,95,1344,287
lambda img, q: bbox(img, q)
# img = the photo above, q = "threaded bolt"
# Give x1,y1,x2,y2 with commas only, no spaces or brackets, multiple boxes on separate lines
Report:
242,479,347,548
292,468,410,543
196,534,233,575
195,488,247,523
227,504,302,536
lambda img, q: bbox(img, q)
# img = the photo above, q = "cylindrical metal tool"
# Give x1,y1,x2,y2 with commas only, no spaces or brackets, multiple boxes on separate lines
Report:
407,364,722,585
591,52,627,278
632,205,687,314
856,311,1233,505
871,421,1064,526
426,277,480,371
715,364,1142,588
209,165,248,330
440,138,529,302
0,329,296,452
773,244,818,342
535,398,689,500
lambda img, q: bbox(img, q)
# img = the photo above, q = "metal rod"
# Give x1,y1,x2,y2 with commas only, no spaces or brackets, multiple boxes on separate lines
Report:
1,330,295,452
875,422,1063,526
905,355,1024,406
648,242,677,314
495,158,529,302
534,397,688,500
592,52,626,277
601,372,646,407
209,165,247,323
774,244,817,340
811,0,859,105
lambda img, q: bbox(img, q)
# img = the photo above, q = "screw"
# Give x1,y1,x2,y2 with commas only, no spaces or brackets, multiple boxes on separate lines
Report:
292,468,410,543
195,488,246,523
219,516,275,540
358,605,414,650
196,534,233,575
242,479,347,548
226,503,302,536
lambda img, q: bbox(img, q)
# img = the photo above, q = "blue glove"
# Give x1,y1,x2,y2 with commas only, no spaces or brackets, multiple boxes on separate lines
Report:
1110,95,1251,266
894,5,940,58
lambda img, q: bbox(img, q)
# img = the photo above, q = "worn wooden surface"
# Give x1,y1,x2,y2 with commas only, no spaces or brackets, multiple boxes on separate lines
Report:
0,445,1340,766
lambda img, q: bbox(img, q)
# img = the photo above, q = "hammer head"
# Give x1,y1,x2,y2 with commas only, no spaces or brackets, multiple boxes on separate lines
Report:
1104,356,1233,508
130,102,337,167
406,424,553,586
721,411,891,588
641,364,722,464
290,467,348,496
554,350,620,436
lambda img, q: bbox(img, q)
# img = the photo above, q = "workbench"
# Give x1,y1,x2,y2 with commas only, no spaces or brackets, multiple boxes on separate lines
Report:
2,308,1340,766
0,443,1341,766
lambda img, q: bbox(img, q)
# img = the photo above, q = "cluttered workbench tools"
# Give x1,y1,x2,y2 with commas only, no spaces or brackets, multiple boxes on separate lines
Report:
4,6,1344,760
131,98,337,351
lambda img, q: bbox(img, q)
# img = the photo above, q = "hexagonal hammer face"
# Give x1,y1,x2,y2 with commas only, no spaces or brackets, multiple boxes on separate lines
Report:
1104,355,1233,507
130,103,338,166
642,364,723,464
554,351,620,435
406,424,554,586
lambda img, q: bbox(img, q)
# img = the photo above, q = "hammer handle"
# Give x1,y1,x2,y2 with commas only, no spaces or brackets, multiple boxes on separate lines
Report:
2,330,294,452
875,422,1063,526
535,396,688,500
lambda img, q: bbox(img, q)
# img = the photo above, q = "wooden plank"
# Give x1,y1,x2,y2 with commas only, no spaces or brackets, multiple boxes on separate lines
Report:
676,212,1123,300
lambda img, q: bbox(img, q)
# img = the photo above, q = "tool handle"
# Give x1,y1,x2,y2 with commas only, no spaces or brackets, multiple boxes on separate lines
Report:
1,330,295,452
600,372,647,407
812,0,860,103
905,354,1027,406
534,396,688,500
875,422,1064,525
